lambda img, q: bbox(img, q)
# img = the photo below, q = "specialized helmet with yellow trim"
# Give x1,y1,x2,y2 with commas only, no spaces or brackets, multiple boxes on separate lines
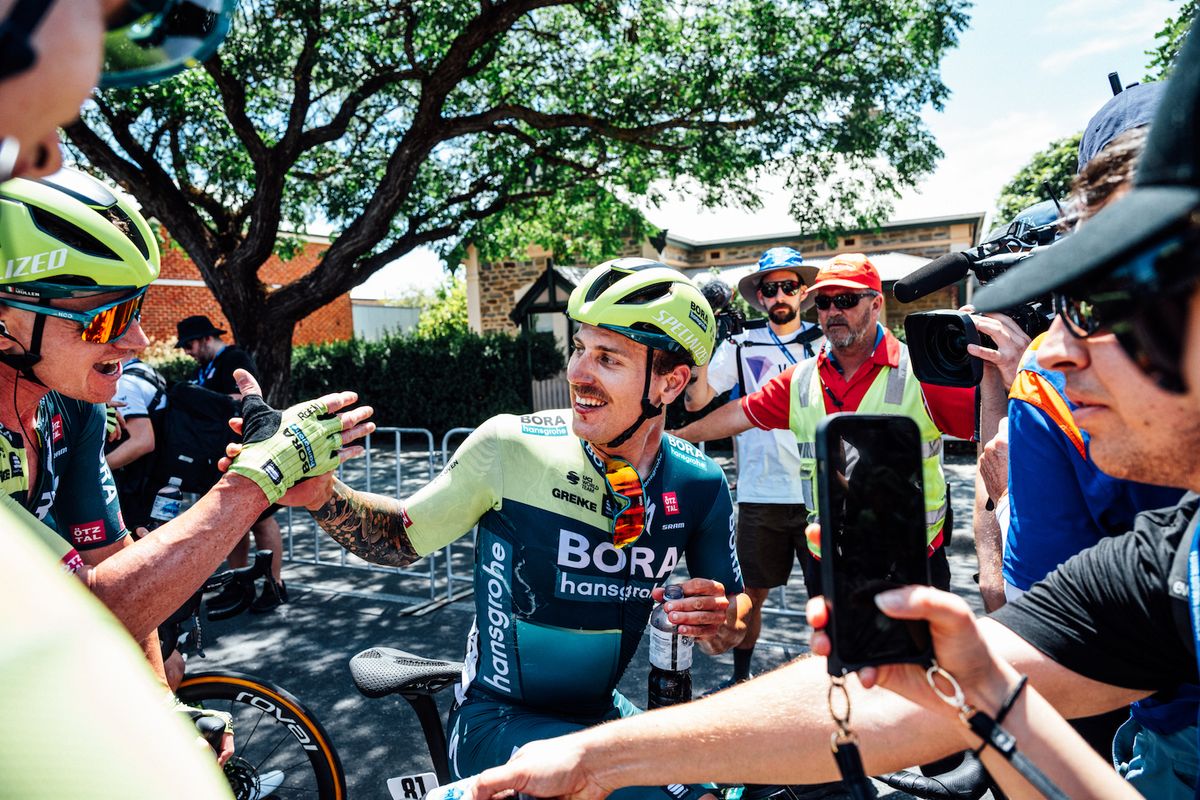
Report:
567,258,716,367
0,169,159,381
0,168,159,293
568,258,715,448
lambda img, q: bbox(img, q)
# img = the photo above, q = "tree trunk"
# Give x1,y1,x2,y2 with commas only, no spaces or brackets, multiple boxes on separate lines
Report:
234,311,297,407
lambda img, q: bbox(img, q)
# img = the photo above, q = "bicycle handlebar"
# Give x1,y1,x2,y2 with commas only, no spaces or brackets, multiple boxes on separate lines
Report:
205,550,274,621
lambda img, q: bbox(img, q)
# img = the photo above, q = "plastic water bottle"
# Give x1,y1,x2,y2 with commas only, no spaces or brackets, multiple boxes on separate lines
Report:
648,583,693,709
148,476,183,530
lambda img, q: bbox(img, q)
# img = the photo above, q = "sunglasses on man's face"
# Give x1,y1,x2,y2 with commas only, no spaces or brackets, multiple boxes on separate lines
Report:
1052,233,1199,392
813,292,872,311
604,457,645,549
0,287,146,344
759,280,801,298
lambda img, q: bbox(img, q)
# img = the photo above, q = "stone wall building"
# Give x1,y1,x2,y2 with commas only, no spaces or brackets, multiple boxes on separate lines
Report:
465,213,985,339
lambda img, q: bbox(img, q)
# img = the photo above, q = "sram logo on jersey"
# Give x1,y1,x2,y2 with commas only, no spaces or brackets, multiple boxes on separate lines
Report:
520,413,568,437
555,529,679,602
3,248,68,280
70,519,106,545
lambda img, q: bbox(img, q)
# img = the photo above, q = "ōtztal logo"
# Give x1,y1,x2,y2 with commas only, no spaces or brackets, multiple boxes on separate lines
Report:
662,491,680,515
71,520,105,545
50,414,63,443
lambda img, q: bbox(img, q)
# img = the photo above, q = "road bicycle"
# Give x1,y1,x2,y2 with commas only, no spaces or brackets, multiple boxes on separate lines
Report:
171,551,348,800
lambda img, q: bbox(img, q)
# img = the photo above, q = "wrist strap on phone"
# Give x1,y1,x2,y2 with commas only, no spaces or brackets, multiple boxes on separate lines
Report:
927,665,1067,800
826,677,876,800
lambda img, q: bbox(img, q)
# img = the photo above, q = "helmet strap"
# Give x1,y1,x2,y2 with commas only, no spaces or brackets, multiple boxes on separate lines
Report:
605,348,663,449
0,307,46,386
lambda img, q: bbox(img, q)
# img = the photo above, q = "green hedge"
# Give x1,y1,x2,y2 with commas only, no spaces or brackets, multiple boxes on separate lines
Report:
289,331,564,435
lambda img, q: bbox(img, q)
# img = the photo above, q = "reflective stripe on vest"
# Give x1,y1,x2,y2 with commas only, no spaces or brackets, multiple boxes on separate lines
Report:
789,344,949,556
1008,333,1087,460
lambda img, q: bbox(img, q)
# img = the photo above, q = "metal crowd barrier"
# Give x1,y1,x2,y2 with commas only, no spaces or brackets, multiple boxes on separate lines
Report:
282,426,441,600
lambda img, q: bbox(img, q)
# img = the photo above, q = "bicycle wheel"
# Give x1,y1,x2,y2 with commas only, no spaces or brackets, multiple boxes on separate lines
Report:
178,670,346,800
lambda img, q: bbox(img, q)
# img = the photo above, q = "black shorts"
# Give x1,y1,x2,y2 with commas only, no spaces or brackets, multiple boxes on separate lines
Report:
735,502,811,589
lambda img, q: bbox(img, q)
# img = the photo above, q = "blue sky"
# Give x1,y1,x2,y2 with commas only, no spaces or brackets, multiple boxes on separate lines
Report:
354,0,1180,298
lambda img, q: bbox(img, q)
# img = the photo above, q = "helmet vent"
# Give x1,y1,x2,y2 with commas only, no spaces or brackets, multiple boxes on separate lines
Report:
584,268,626,303
27,205,121,261
105,205,150,259
620,282,671,305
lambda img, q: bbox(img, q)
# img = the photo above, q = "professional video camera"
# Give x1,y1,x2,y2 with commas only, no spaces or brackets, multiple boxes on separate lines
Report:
698,276,745,345
895,200,1062,387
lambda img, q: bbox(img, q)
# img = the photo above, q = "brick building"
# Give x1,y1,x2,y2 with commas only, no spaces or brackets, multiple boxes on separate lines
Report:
141,232,353,347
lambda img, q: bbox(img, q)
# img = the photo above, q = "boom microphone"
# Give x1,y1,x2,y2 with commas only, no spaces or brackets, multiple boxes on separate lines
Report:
893,251,972,303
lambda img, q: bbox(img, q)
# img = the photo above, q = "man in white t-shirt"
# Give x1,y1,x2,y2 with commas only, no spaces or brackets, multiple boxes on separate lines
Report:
683,247,822,685
106,356,168,529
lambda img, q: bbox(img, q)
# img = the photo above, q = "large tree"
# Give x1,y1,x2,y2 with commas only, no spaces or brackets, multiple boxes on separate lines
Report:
993,133,1080,225
68,0,968,402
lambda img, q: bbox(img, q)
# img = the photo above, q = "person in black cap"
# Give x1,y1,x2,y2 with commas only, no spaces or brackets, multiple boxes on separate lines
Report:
176,313,289,611
413,13,1200,797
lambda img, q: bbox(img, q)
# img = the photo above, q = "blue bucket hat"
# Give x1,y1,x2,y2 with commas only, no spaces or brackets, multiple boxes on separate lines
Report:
737,247,819,312
1077,81,1166,172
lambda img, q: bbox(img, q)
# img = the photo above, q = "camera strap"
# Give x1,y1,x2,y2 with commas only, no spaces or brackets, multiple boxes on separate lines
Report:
826,677,875,800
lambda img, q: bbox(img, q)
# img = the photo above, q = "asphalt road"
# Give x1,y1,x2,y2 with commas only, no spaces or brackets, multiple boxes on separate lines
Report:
193,446,984,799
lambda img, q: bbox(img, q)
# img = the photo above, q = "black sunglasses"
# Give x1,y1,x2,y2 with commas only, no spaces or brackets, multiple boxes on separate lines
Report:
760,280,801,298
813,292,872,311
1053,231,1199,392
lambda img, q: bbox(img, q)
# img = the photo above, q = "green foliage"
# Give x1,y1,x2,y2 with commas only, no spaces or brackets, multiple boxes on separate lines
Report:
71,0,970,400
1147,0,1198,80
994,133,1081,225
415,274,469,338
288,330,564,435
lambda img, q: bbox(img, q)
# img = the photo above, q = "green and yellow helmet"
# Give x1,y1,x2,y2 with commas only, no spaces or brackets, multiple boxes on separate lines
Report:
567,258,716,366
0,168,160,296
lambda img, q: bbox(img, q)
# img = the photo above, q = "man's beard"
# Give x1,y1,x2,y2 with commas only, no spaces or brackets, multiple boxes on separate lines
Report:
822,316,871,349
768,304,797,325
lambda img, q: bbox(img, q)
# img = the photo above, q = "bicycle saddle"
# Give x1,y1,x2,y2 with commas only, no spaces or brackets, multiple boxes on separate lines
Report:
350,647,463,698
875,751,992,800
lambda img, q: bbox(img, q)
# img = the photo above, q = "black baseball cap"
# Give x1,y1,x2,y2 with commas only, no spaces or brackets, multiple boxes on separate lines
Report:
975,14,1200,313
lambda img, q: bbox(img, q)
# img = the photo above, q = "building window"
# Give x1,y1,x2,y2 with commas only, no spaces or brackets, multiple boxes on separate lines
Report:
709,251,721,260
843,237,856,246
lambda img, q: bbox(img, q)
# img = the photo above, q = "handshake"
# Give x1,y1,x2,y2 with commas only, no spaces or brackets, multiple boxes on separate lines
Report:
219,369,375,505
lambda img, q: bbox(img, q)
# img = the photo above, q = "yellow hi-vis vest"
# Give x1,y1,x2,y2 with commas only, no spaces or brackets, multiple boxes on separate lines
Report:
789,344,948,556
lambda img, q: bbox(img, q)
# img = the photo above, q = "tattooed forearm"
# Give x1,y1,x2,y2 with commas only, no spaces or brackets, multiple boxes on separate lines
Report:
310,479,420,567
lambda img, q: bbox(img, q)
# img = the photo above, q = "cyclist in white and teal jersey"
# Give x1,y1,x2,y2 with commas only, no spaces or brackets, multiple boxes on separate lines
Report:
288,259,750,800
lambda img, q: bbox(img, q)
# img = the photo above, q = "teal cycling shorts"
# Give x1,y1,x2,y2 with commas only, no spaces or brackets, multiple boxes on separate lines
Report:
448,689,709,800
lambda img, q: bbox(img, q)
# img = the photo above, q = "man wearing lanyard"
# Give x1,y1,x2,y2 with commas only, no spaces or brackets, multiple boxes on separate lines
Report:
683,247,822,686
676,254,1005,592
176,315,287,611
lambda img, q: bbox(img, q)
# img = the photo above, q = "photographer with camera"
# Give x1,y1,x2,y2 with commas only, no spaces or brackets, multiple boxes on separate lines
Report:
674,254,1015,592
684,247,822,688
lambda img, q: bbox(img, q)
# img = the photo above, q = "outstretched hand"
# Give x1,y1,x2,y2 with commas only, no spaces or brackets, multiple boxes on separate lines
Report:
457,733,613,800
805,521,1018,726
220,369,375,504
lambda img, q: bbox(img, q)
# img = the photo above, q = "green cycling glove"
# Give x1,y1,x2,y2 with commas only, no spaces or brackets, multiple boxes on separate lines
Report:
227,395,344,503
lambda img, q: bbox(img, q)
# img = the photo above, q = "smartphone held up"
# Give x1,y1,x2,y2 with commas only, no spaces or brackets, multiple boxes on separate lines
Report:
815,414,934,677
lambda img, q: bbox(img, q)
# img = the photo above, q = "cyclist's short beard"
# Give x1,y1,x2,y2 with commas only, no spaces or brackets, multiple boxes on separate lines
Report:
768,304,797,325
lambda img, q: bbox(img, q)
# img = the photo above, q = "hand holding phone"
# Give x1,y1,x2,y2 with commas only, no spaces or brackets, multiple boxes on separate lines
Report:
815,414,933,676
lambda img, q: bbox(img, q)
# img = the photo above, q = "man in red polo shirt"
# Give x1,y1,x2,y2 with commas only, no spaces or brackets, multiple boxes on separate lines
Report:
675,254,977,590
